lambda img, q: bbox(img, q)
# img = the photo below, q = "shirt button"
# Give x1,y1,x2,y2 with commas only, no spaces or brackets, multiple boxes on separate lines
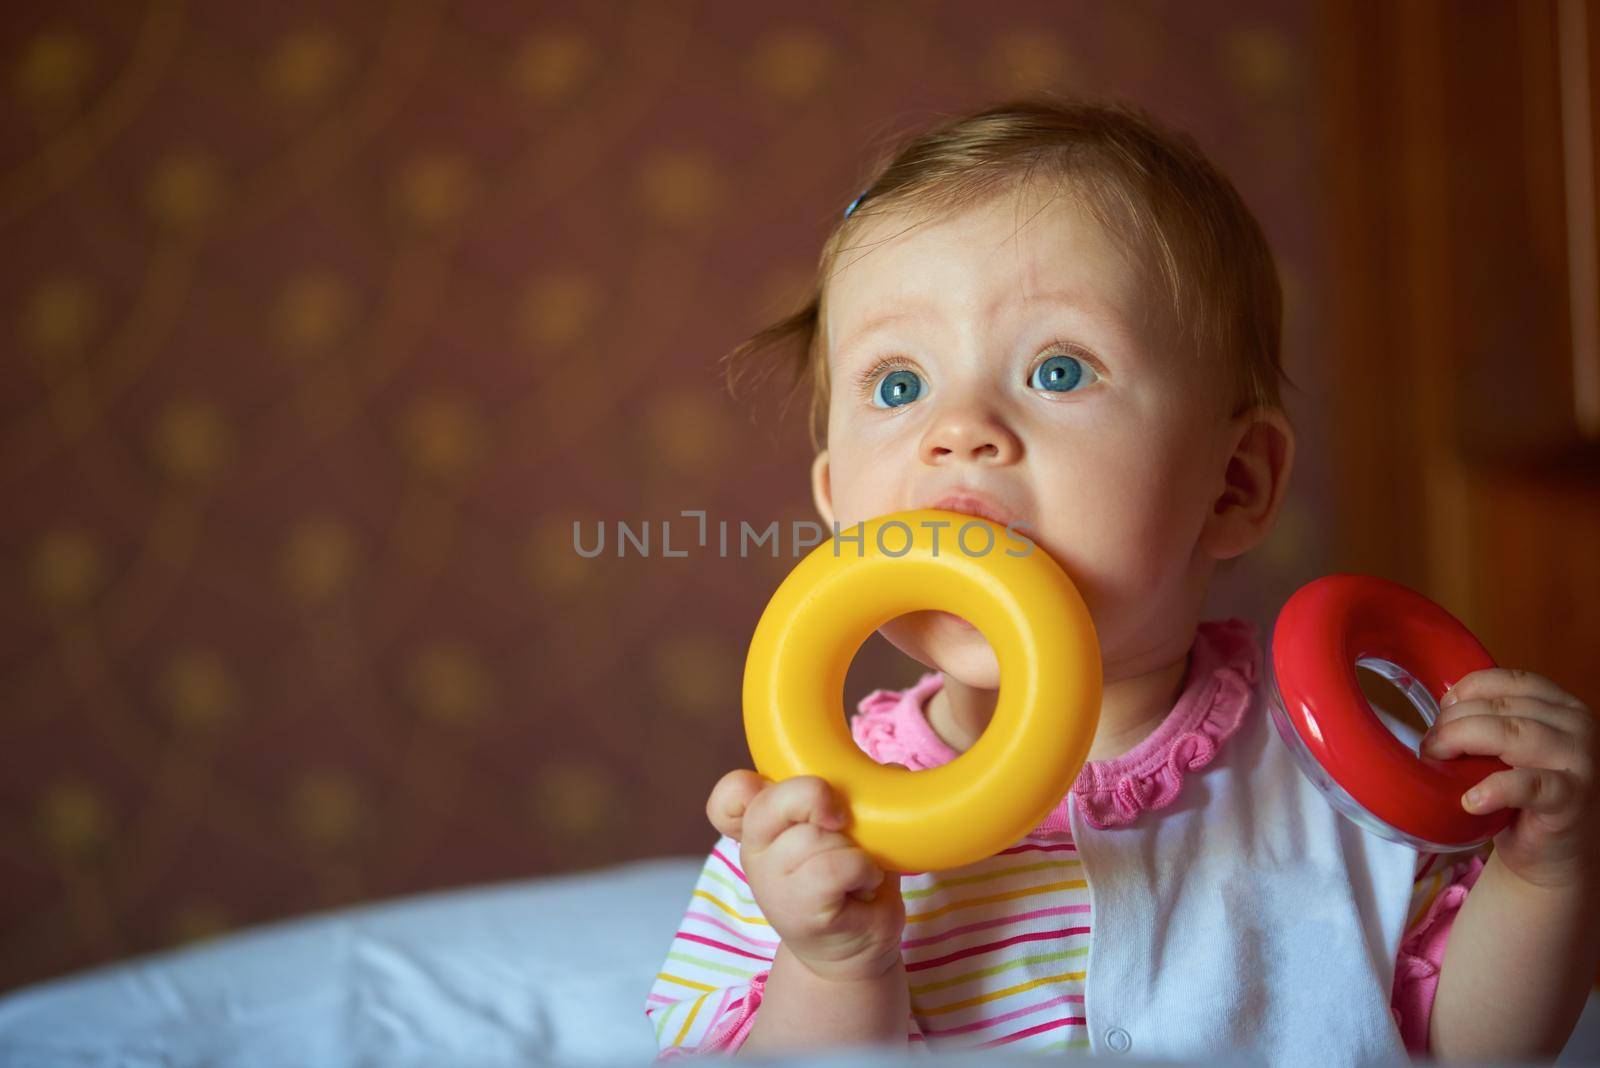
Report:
1105,1026,1132,1053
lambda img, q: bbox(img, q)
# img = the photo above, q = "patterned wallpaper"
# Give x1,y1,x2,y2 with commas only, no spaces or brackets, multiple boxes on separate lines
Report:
0,0,1323,992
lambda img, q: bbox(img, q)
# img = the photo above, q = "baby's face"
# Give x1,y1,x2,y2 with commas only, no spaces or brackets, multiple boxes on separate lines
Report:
813,183,1241,687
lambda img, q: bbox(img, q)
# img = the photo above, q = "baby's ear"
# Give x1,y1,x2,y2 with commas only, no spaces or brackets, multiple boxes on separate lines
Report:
1199,407,1295,561
811,449,836,528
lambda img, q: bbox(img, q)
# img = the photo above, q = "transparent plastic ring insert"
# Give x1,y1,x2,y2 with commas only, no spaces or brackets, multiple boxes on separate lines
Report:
1267,574,1514,852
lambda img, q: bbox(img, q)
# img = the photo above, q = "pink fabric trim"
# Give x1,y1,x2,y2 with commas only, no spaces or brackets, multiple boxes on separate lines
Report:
1390,851,1488,1056
849,618,1262,833
656,970,770,1060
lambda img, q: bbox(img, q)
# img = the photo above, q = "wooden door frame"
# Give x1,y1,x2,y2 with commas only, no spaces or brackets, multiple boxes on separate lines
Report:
1317,0,1600,608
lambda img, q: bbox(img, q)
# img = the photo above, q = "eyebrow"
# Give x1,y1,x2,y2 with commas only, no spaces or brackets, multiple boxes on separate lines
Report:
833,289,1104,358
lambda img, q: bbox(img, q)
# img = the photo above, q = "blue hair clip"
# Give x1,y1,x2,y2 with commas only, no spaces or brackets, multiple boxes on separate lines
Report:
843,190,868,219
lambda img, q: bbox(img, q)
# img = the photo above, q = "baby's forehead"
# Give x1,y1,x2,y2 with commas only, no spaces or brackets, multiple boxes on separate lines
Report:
823,192,1164,354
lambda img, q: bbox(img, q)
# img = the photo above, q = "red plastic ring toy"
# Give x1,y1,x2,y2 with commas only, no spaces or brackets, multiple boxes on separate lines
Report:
1268,573,1514,851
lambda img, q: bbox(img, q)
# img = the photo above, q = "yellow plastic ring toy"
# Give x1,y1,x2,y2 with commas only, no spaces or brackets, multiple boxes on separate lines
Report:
742,508,1102,873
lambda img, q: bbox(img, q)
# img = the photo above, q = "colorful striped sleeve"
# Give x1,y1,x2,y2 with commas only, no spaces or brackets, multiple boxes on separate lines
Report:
1389,843,1492,1057
645,834,777,1059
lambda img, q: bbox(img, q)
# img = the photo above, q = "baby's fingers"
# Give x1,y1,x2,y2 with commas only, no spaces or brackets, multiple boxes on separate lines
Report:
742,775,848,854
706,769,770,842
1423,713,1589,776
1462,767,1580,820
1445,668,1589,714
797,844,887,903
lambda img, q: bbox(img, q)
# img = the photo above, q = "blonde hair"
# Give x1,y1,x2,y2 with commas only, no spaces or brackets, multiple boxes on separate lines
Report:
721,94,1294,451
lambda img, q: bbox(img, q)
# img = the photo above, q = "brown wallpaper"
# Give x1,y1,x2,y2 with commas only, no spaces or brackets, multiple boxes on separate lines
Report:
0,0,1326,993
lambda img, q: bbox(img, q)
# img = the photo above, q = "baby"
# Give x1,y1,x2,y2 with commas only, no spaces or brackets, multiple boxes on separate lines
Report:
644,97,1600,1065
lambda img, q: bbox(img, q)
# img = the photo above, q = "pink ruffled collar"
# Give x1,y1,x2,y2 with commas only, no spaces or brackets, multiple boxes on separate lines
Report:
848,618,1263,832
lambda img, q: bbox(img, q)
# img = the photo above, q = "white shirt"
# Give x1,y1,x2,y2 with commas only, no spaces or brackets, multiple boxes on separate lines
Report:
1069,656,1421,1066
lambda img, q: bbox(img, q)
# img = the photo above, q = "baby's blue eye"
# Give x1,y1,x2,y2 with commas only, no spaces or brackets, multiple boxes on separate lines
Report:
1030,354,1096,393
871,369,923,409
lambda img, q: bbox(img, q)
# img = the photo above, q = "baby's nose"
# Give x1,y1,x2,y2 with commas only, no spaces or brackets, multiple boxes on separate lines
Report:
920,407,1021,464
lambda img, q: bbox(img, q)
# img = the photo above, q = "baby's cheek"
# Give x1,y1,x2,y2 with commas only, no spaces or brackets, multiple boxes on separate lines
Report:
1035,486,1195,640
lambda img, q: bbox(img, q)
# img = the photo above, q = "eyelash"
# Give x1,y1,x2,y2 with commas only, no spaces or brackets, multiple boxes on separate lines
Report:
849,340,1100,402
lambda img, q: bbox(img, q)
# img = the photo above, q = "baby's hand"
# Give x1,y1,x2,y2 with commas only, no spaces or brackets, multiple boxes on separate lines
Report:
706,769,907,983
1421,668,1600,890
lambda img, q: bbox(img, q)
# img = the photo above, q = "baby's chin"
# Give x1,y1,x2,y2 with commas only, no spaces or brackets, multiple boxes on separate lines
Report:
877,610,1002,690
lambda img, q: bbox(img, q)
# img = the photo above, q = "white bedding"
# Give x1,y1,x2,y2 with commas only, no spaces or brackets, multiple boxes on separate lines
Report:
0,853,1596,1067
